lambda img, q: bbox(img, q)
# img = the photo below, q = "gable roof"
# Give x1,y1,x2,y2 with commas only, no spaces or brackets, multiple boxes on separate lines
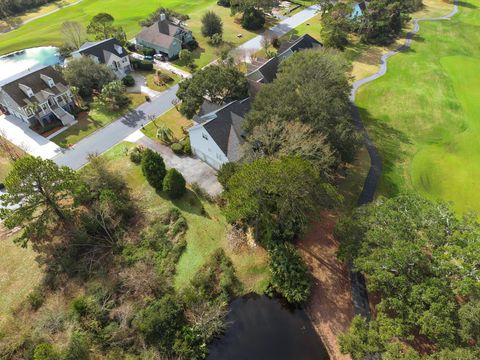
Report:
247,34,322,85
73,38,127,63
136,19,185,49
0,66,68,107
192,98,251,160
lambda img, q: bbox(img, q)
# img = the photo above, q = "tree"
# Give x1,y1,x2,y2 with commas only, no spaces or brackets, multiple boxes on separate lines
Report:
178,49,194,68
224,157,332,242
336,194,480,356
87,13,120,41
268,242,311,303
141,149,167,191
201,11,223,37
339,316,384,360
0,156,80,246
156,126,174,144
176,64,248,118
459,300,480,343
320,3,351,50
95,80,131,111
243,120,337,180
63,57,115,97
217,162,241,189
241,7,265,30
62,21,86,49
245,48,360,163
163,169,186,199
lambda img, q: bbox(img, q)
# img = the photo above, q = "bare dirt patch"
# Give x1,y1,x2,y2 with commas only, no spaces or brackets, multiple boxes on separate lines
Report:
298,211,353,360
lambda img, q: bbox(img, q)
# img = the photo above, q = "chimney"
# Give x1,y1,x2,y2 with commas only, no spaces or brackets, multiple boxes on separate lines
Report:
160,13,166,22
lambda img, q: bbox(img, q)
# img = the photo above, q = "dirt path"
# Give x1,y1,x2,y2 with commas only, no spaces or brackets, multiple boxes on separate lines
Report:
298,211,353,360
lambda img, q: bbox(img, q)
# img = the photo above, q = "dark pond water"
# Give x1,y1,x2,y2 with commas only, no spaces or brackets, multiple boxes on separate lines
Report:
208,294,329,360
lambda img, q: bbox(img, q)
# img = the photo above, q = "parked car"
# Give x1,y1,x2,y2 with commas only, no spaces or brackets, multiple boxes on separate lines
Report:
143,55,154,61
154,54,167,61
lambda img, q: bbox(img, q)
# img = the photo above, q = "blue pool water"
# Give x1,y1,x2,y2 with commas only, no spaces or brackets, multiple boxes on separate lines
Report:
0,46,61,83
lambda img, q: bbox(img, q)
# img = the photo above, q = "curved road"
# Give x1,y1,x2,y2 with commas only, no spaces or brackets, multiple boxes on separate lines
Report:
0,0,83,34
348,0,459,318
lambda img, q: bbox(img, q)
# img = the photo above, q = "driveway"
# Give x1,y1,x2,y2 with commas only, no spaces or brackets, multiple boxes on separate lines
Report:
53,85,179,169
0,114,61,159
134,133,222,196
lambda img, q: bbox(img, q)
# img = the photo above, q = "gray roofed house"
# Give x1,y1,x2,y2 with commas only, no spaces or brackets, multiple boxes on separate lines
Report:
188,99,251,170
0,66,75,127
71,38,132,79
135,14,193,59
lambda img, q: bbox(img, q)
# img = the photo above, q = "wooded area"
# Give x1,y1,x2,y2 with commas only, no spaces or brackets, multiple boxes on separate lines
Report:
0,0,55,19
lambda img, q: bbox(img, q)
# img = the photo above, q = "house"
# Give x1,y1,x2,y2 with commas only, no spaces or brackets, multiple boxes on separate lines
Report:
350,1,368,19
246,34,322,90
189,34,322,170
71,38,132,79
188,98,251,170
135,14,193,59
0,66,75,127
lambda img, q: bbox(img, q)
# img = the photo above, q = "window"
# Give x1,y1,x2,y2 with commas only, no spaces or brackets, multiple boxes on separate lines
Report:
202,133,208,140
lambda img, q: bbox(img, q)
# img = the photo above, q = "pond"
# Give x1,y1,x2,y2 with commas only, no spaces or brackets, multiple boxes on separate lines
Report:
208,294,329,360
0,46,61,83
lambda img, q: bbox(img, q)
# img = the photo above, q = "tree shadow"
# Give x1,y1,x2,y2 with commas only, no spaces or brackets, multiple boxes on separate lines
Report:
121,109,147,128
356,106,412,197
457,1,477,8
157,189,211,218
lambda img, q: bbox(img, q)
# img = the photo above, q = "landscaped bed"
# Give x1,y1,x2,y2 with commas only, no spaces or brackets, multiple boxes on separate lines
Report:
52,92,146,147
140,69,181,92
141,107,193,143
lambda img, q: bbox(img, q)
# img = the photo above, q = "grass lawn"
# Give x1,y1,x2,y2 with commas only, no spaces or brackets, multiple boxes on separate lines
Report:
0,230,42,330
100,142,269,294
356,0,480,214
52,92,145,147
141,107,192,143
140,69,180,92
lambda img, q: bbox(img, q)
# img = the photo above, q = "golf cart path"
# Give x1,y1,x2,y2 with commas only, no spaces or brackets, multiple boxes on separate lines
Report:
348,0,459,320
0,0,84,34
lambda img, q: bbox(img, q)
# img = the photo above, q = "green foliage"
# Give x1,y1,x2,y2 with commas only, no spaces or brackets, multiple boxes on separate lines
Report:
163,169,186,199
133,294,184,353
155,125,173,144
170,142,183,154
208,33,223,47
224,157,331,243
0,156,80,246
176,64,248,118
241,7,265,30
217,162,241,189
201,11,223,37
245,48,360,163
95,80,131,111
337,194,480,356
33,342,59,360
27,288,45,311
268,242,311,304
129,146,144,164
139,7,189,27
86,13,126,43
122,75,135,87
339,316,384,360
181,138,191,155
141,149,166,191
320,3,350,49
63,331,90,360
178,49,193,67
141,47,156,57
63,56,116,97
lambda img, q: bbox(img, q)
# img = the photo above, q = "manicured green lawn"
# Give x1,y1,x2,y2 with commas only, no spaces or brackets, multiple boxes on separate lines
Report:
52,92,145,147
356,0,480,214
100,142,269,294
141,69,180,92
141,107,192,143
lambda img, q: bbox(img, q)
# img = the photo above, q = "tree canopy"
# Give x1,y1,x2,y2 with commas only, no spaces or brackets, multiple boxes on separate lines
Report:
95,80,131,111
86,13,126,43
245,48,360,163
176,64,248,119
201,11,223,38
337,194,480,358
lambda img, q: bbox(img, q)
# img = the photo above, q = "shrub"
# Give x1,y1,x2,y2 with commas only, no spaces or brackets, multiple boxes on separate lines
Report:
217,0,230,6
183,38,199,51
0,182,5,190
163,169,186,199
126,42,137,52
133,60,154,71
268,242,311,304
179,49,193,67
63,331,90,360
142,47,156,57
181,138,191,155
129,146,144,164
33,342,59,360
122,74,135,87
27,288,45,310
241,7,265,30
217,162,241,189
141,149,166,191
271,36,280,49
170,143,183,155
208,33,223,47
70,296,90,318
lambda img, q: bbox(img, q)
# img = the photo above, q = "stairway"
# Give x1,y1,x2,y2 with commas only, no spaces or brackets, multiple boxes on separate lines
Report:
51,105,75,125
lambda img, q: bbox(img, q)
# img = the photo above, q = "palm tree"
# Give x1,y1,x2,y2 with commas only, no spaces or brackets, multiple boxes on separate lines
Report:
156,126,174,144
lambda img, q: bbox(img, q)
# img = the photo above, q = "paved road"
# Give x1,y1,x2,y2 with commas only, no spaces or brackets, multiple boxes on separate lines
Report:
0,0,84,34
348,0,459,320
52,5,322,170
235,5,320,58
53,85,178,169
